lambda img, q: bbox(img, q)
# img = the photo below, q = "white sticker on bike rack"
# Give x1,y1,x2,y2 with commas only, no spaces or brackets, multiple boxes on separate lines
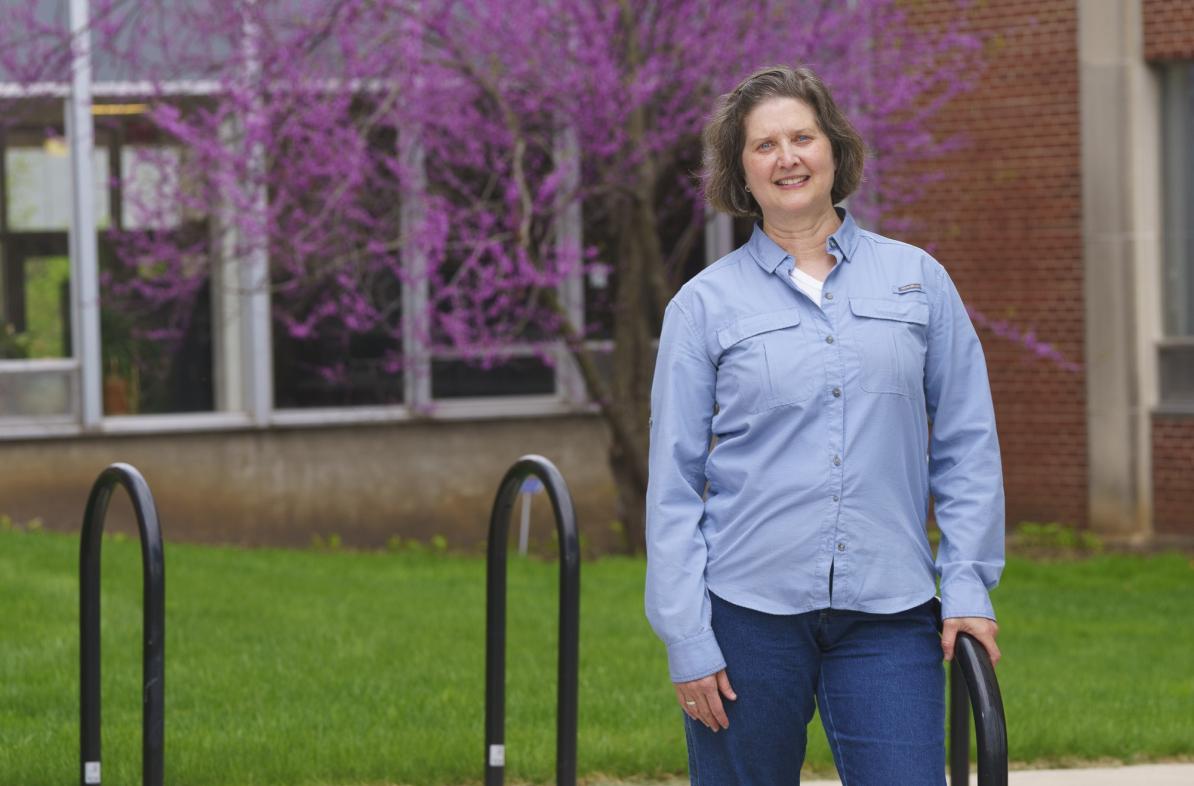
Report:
488,744,505,767
84,761,101,784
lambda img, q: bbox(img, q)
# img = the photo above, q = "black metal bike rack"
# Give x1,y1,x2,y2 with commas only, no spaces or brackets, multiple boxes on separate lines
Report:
79,463,166,786
484,455,581,786
949,631,1008,786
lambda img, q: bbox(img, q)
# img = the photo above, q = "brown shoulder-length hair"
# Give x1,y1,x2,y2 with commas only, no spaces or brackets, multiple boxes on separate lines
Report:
701,65,866,218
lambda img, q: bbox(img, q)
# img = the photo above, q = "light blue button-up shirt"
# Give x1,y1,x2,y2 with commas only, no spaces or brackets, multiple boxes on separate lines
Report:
645,210,1004,683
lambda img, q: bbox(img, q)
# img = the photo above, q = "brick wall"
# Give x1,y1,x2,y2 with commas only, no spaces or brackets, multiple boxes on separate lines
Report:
1153,416,1194,535
1144,0,1194,60
903,1,1088,529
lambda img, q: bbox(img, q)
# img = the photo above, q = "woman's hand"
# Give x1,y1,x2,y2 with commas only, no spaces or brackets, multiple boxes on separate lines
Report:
941,616,1000,666
674,669,737,731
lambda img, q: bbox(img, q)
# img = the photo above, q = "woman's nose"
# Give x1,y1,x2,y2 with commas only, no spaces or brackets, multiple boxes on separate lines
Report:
778,142,799,167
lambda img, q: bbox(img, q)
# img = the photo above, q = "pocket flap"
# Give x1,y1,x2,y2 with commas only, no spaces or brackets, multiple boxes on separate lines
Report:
716,308,802,350
849,297,929,325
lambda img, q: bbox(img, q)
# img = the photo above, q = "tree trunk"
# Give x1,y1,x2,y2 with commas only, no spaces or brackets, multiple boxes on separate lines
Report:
578,0,678,552
605,192,654,551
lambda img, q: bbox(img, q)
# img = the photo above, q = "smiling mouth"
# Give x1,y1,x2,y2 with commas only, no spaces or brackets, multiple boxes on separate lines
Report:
775,176,809,186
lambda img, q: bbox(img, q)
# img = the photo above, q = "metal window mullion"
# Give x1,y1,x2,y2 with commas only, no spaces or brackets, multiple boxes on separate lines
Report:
239,186,272,425
555,125,586,405
212,116,244,414
1,127,9,240
67,0,102,429
401,135,431,410
240,0,273,424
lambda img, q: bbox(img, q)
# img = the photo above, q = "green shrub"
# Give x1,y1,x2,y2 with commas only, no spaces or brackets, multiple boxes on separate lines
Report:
1013,521,1103,552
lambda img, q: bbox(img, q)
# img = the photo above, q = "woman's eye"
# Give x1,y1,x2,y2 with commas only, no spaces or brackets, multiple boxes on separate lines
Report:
759,141,773,151
795,135,811,143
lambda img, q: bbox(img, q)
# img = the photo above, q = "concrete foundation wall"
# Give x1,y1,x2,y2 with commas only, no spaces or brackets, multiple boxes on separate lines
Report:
0,415,621,553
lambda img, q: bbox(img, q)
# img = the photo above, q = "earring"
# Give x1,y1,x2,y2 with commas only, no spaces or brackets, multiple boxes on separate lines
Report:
745,184,751,192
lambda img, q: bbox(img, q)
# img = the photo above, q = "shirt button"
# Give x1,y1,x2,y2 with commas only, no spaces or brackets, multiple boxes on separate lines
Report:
837,542,846,552
832,387,841,398
832,495,840,502
824,292,834,300
832,454,841,466
825,335,835,345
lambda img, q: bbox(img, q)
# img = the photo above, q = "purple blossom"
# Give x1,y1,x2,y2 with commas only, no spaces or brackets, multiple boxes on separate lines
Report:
1,0,991,407
968,307,1082,373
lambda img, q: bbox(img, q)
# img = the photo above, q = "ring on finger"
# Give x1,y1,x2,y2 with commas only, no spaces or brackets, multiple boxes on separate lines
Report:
684,699,697,706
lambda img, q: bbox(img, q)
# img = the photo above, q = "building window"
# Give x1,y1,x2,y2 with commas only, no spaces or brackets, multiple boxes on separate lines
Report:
0,123,109,421
0,95,603,431
1161,63,1194,404
105,130,217,416
430,355,555,399
1,130,109,365
269,110,408,410
417,123,571,408
0,106,229,422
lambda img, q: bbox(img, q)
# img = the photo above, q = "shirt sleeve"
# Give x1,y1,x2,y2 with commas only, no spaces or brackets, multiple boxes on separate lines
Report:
644,298,726,683
924,263,1006,620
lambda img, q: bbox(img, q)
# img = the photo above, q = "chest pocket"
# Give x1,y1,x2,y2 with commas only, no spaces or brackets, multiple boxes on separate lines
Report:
849,297,930,397
716,308,816,414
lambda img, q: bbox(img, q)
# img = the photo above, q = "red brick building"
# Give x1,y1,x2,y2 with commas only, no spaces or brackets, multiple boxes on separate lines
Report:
897,0,1194,542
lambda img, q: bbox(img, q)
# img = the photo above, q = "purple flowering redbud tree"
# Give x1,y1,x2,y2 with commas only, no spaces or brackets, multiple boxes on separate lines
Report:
0,0,982,550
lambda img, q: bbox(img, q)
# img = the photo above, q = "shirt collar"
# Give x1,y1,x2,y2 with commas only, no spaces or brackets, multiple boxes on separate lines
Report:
747,207,861,273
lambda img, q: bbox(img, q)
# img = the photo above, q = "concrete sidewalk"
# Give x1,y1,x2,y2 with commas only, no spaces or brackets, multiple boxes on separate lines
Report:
595,762,1194,785
801,762,1194,785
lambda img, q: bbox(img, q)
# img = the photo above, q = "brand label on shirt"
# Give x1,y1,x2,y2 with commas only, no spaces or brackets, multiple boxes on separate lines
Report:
895,282,923,293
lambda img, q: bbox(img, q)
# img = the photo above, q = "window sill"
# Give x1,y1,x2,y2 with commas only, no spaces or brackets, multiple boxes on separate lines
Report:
1153,403,1194,418
0,397,600,441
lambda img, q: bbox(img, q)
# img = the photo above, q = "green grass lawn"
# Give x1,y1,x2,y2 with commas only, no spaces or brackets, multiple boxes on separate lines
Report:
1,527,1191,785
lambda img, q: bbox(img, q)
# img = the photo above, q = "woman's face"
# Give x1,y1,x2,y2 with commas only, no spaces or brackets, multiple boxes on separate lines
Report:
740,96,836,223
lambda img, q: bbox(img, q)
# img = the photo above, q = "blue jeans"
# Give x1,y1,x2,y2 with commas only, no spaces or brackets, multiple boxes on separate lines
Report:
684,593,945,786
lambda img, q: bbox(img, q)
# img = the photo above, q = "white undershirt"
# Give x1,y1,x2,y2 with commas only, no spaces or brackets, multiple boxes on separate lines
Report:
789,264,825,306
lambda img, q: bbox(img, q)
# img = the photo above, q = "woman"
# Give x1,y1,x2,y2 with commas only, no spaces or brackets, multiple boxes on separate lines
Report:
645,65,1004,785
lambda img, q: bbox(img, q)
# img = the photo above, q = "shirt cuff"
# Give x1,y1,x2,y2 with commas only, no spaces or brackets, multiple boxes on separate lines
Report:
666,628,726,683
940,581,996,621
